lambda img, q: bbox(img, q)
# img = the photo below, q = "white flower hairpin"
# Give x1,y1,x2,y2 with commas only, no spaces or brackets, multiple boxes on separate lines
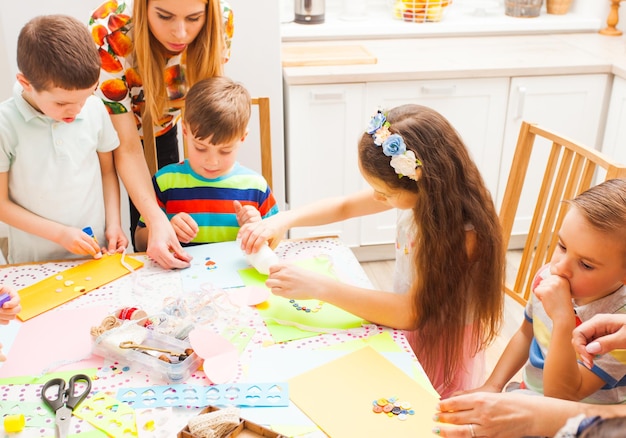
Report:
366,110,422,181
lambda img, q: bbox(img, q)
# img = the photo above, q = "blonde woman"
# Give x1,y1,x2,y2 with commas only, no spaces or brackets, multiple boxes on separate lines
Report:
89,0,233,262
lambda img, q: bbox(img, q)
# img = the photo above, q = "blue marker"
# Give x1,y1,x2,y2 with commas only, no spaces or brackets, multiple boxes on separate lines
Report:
82,226,102,258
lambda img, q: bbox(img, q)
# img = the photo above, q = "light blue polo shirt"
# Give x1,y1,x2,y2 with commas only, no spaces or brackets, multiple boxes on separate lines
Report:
0,82,119,263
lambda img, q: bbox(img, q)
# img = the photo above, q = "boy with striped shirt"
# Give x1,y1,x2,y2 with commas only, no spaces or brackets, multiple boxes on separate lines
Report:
135,77,278,249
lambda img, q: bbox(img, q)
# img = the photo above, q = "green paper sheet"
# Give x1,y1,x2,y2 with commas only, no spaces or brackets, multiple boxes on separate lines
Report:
239,257,367,343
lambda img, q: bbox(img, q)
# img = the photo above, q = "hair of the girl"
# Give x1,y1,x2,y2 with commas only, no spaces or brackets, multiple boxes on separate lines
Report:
184,76,250,145
133,0,225,124
359,104,505,389
567,178,626,264
17,15,100,91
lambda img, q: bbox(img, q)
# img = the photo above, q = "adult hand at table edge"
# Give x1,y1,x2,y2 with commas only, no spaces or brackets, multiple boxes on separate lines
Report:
145,215,192,269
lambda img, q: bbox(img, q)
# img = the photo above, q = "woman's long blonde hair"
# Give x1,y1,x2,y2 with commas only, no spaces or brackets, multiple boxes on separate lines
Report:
359,105,505,390
133,0,225,124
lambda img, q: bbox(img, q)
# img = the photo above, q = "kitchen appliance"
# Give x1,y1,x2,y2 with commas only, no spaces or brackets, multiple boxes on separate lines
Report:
294,0,325,24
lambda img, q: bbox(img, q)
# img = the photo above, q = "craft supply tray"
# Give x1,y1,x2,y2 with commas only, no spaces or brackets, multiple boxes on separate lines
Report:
93,324,201,384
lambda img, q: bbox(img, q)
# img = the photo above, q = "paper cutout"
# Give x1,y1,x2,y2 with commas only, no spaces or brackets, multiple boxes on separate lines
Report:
17,253,143,321
225,286,270,307
188,328,238,383
0,306,108,378
0,400,54,428
181,241,249,290
289,346,439,438
116,382,289,409
73,392,138,437
221,327,255,353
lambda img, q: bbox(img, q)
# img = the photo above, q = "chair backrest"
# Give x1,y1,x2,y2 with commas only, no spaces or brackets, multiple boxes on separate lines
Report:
499,121,626,306
143,97,273,189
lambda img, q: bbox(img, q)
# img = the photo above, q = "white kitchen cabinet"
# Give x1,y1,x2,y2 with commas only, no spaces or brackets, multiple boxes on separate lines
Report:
602,75,626,165
284,83,366,246
497,74,610,242
285,77,510,246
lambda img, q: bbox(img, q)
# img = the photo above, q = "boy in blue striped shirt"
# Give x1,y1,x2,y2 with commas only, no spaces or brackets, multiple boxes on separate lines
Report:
135,77,278,250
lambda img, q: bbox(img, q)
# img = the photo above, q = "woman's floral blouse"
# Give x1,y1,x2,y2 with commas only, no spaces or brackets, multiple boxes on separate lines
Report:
89,0,234,137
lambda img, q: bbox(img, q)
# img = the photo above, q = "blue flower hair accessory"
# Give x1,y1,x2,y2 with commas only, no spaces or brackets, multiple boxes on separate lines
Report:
366,110,422,181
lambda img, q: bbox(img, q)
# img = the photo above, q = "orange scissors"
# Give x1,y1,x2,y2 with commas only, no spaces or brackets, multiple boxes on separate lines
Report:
41,374,91,438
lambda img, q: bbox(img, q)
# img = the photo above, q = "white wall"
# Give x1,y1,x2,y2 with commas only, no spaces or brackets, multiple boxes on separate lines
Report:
0,1,285,240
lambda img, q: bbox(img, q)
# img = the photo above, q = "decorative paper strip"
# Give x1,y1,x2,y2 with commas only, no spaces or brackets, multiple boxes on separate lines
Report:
116,382,289,409
73,392,138,437
289,346,439,438
17,253,143,321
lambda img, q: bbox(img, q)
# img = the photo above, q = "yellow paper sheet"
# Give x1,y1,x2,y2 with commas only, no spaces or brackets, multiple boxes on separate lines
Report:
289,346,439,438
17,253,143,321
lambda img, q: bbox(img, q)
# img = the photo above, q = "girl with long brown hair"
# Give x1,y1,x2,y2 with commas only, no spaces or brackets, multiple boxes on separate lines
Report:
238,104,505,397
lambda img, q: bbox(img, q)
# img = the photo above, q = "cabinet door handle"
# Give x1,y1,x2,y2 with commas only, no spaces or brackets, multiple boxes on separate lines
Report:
309,91,345,102
420,85,456,95
516,86,527,119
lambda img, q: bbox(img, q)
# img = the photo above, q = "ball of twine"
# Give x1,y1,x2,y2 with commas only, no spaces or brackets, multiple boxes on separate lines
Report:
188,406,240,438
90,315,122,338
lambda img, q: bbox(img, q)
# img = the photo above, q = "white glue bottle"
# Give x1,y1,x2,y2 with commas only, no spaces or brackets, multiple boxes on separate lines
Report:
238,239,279,275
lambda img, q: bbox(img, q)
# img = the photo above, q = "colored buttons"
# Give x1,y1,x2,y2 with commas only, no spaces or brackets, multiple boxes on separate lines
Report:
371,396,415,421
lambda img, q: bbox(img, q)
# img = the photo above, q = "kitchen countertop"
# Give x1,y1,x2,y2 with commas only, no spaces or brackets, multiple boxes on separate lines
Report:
282,32,626,85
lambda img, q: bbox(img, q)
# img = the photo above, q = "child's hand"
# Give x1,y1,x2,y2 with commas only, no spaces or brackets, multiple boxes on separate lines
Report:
104,224,129,254
533,273,572,323
265,263,330,301
233,200,261,226
237,214,289,254
0,285,21,325
58,227,103,259
170,213,199,244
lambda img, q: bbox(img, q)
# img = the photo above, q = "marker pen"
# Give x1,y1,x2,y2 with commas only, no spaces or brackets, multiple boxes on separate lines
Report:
82,226,103,259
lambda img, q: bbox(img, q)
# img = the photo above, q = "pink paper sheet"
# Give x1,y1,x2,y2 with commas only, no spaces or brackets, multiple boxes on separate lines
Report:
0,306,108,378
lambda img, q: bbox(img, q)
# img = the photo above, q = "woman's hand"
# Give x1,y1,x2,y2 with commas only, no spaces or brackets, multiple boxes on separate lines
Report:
572,313,626,369
170,212,199,244
145,214,192,269
434,392,561,438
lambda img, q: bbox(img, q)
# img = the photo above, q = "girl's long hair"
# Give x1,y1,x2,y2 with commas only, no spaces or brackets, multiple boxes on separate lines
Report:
359,104,505,389
133,0,225,124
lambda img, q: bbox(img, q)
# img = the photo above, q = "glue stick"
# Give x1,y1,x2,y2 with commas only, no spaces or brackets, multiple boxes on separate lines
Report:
82,226,102,259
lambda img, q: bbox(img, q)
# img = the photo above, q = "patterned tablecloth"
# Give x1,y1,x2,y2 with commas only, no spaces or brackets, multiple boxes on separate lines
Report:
0,238,421,437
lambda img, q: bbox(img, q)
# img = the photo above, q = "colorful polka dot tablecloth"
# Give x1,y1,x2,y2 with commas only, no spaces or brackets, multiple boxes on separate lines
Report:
0,238,424,437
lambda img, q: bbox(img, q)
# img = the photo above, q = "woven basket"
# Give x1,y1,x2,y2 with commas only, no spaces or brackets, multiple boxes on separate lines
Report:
392,0,453,23
546,0,572,14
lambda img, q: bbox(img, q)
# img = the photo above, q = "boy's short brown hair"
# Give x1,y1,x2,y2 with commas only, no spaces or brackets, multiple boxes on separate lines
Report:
17,15,100,91
184,76,251,145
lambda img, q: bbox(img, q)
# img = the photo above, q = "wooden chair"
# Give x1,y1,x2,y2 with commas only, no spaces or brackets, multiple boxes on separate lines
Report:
143,97,273,189
499,121,626,306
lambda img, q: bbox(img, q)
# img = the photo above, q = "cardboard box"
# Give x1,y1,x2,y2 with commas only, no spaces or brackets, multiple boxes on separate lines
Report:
178,406,287,438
